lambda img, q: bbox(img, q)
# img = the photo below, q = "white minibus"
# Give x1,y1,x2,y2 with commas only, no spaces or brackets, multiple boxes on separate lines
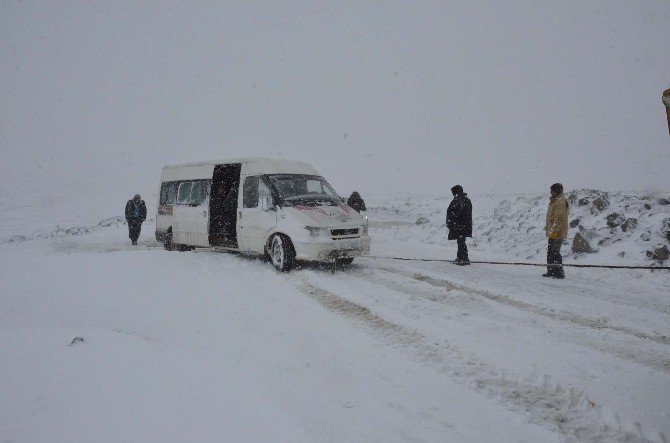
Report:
156,158,371,271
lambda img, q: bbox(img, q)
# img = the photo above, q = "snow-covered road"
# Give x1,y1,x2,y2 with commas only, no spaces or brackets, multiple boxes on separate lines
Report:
1,222,669,442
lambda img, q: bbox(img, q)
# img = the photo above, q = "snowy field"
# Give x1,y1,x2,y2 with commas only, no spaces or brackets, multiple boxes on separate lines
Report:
1,194,669,442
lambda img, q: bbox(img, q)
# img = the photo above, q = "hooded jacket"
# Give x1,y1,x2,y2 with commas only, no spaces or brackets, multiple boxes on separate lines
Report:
125,198,147,222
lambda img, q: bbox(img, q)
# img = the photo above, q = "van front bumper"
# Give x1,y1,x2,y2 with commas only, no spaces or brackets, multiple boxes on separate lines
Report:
293,235,371,261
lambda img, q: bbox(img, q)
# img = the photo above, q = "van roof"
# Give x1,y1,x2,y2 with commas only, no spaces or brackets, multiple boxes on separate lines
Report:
161,157,320,178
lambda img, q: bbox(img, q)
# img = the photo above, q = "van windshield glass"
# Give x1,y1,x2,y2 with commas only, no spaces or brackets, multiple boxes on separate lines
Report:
267,175,341,206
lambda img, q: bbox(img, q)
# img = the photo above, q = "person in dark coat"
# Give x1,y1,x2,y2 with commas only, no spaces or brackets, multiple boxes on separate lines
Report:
125,194,147,245
446,185,472,265
347,191,366,213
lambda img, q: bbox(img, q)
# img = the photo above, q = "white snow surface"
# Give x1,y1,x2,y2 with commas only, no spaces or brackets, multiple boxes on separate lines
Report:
1,193,669,442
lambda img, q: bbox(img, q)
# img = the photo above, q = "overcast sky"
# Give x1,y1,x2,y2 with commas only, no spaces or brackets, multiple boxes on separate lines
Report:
2,1,669,204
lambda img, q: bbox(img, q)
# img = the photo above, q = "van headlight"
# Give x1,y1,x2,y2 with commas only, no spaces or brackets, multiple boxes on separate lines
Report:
305,226,329,238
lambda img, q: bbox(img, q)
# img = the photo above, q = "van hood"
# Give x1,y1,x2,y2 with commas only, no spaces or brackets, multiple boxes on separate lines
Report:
283,204,363,228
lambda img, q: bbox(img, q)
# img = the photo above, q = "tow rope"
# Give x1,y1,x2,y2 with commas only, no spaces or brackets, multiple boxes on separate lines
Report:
366,255,670,271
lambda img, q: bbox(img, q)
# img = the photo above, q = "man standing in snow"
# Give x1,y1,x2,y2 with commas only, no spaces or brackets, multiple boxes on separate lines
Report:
125,194,146,246
543,183,568,279
663,88,670,135
446,185,472,265
347,191,367,213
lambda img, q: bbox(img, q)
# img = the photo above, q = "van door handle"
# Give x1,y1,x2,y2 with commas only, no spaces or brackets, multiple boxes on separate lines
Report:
202,211,207,217
239,211,242,219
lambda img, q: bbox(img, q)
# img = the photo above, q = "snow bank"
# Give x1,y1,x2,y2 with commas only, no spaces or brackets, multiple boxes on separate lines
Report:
366,190,670,266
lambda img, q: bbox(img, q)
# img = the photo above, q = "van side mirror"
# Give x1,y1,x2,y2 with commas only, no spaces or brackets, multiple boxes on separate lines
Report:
260,195,274,212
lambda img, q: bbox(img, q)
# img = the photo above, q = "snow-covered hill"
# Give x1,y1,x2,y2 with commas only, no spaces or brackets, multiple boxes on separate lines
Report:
366,189,670,266
4,189,668,268
1,191,669,442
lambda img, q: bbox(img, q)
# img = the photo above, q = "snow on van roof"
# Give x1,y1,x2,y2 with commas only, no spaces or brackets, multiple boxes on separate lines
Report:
162,158,320,176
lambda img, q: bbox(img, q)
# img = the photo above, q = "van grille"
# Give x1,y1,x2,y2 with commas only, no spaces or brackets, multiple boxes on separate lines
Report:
331,228,359,239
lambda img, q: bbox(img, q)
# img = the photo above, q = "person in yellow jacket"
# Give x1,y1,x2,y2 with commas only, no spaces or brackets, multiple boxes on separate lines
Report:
543,183,569,279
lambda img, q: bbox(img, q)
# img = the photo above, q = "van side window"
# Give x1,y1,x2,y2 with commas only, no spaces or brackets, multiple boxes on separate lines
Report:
243,176,259,208
177,182,192,205
190,181,208,206
160,182,177,205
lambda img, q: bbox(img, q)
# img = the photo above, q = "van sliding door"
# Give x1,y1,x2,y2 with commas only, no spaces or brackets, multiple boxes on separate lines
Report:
209,163,242,247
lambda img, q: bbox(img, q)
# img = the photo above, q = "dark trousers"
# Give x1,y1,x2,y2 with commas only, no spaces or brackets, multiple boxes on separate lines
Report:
547,238,564,276
128,220,143,242
457,237,469,261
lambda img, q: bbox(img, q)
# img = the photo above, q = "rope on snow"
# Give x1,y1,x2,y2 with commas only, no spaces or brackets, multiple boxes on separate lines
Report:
366,255,670,271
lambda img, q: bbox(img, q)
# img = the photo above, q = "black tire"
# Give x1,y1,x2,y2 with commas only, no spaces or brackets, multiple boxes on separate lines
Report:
270,234,295,272
164,231,175,251
338,257,355,266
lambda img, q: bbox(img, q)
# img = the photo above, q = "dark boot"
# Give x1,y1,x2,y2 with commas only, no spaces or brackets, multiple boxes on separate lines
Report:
545,239,564,278
456,237,469,265
460,251,470,265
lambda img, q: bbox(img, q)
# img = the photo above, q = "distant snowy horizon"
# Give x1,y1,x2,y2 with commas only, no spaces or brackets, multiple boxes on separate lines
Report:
2,1,670,202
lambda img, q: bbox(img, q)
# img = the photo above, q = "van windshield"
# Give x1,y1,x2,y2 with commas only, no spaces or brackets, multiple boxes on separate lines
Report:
267,174,342,206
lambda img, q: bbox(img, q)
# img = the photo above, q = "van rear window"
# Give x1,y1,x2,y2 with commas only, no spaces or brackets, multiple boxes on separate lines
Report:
190,181,208,206
177,182,193,204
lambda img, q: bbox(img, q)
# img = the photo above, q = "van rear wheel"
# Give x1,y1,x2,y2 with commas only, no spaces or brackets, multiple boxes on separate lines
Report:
270,234,295,272
164,232,175,251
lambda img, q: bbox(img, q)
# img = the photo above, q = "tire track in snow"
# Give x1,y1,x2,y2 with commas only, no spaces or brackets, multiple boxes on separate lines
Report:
293,277,642,443
349,266,670,376
373,265,670,347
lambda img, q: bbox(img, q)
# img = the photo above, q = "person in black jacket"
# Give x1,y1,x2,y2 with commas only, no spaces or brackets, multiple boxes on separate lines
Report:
125,194,147,245
347,191,366,213
446,185,472,265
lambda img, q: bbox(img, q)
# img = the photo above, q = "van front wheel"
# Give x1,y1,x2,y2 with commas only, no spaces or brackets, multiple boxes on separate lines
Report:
270,234,295,272
338,257,354,266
